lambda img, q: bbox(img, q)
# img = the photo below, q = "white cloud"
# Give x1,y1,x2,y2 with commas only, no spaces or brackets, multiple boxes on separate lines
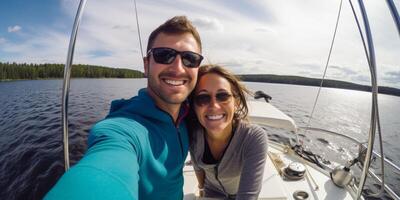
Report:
192,17,224,31
383,70,400,84
7,25,22,33
1,27,70,63
0,37,6,44
1,0,398,88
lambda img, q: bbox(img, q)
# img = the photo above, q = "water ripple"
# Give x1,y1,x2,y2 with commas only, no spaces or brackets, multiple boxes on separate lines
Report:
0,79,398,200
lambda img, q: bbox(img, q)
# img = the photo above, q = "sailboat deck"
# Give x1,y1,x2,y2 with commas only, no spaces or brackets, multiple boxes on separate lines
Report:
183,142,354,200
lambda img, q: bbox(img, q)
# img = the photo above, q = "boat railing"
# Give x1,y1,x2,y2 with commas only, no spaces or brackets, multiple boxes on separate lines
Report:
298,126,364,145
297,126,400,199
298,126,400,173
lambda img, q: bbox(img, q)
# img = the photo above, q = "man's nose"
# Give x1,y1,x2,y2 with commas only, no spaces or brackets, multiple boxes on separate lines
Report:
170,54,186,72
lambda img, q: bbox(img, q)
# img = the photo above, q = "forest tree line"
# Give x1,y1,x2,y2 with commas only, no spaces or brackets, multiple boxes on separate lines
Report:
0,62,144,80
2,62,399,96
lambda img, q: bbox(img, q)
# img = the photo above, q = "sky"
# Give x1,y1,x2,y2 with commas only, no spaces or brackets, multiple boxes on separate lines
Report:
0,0,399,88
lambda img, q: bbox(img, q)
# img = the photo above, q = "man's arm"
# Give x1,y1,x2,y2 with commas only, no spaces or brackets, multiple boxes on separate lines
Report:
45,119,141,200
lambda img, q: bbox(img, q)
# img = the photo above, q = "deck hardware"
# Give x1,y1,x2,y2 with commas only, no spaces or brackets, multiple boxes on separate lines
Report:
293,190,309,200
283,162,306,181
330,165,354,188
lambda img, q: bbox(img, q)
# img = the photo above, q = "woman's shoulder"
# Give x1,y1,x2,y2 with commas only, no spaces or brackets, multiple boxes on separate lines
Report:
238,121,266,136
237,121,268,146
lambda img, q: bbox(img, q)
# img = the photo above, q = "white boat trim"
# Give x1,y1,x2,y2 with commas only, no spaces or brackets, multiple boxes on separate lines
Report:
248,100,297,132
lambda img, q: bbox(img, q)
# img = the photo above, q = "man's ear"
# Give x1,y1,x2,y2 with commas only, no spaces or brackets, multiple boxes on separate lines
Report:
143,57,149,78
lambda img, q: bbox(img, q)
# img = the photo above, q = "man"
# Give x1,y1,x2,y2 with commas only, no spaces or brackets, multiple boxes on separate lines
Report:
45,16,203,200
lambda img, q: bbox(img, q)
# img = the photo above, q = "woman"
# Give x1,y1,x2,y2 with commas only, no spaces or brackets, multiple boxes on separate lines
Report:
188,64,268,200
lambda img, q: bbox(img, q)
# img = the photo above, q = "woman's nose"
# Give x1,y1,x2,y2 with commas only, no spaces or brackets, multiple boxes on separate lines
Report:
208,97,221,108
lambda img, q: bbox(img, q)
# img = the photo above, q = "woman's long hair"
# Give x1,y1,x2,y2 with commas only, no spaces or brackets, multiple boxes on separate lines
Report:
186,64,252,144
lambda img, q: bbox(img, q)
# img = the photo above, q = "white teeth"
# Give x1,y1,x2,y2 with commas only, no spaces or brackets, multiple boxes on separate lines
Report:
207,114,224,120
164,79,184,86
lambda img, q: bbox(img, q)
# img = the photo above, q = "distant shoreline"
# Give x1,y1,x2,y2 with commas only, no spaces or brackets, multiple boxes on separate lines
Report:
2,62,399,97
0,62,144,80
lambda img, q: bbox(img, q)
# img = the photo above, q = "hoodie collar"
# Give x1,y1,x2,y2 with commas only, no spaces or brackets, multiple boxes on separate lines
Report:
107,88,189,125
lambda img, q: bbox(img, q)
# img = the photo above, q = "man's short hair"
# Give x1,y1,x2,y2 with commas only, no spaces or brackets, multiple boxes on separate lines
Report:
146,16,202,54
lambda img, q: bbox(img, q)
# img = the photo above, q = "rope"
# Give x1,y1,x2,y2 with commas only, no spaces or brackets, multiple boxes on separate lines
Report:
304,0,343,136
133,0,144,58
268,152,285,175
348,0,371,67
290,0,347,183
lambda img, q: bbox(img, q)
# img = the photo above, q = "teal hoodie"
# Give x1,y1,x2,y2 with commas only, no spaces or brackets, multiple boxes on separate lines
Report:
45,88,189,200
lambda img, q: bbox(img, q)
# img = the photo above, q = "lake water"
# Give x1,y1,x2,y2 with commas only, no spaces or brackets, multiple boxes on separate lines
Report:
0,79,399,199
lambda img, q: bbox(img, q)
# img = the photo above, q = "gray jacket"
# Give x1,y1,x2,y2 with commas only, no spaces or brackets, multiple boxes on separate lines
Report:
189,121,268,200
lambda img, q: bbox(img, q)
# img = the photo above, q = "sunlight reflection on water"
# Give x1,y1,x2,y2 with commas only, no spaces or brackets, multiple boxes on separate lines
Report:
0,79,398,199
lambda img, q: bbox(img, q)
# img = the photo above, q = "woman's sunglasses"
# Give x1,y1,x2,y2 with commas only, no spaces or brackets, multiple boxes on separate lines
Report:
147,47,204,68
194,92,233,107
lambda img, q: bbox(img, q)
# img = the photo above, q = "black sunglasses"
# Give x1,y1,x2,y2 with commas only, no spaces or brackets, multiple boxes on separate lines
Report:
147,47,203,68
194,92,233,107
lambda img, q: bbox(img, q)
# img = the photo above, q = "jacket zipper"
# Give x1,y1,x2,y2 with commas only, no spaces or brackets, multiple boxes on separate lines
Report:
214,164,228,196
176,128,184,157
212,126,237,198
174,102,189,158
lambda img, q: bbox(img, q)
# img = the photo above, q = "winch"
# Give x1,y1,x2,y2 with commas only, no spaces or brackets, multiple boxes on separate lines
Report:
283,162,306,181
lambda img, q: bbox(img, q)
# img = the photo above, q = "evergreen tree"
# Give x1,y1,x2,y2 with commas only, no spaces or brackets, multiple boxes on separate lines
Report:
0,62,144,80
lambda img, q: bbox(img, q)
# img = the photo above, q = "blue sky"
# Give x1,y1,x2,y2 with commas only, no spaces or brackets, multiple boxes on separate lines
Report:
0,0,399,88
0,0,71,62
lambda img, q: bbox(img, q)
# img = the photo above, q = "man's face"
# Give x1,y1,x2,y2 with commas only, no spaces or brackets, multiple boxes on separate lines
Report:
144,32,200,108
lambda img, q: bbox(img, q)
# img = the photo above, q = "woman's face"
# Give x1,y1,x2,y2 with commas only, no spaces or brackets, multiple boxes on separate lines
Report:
193,73,236,135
